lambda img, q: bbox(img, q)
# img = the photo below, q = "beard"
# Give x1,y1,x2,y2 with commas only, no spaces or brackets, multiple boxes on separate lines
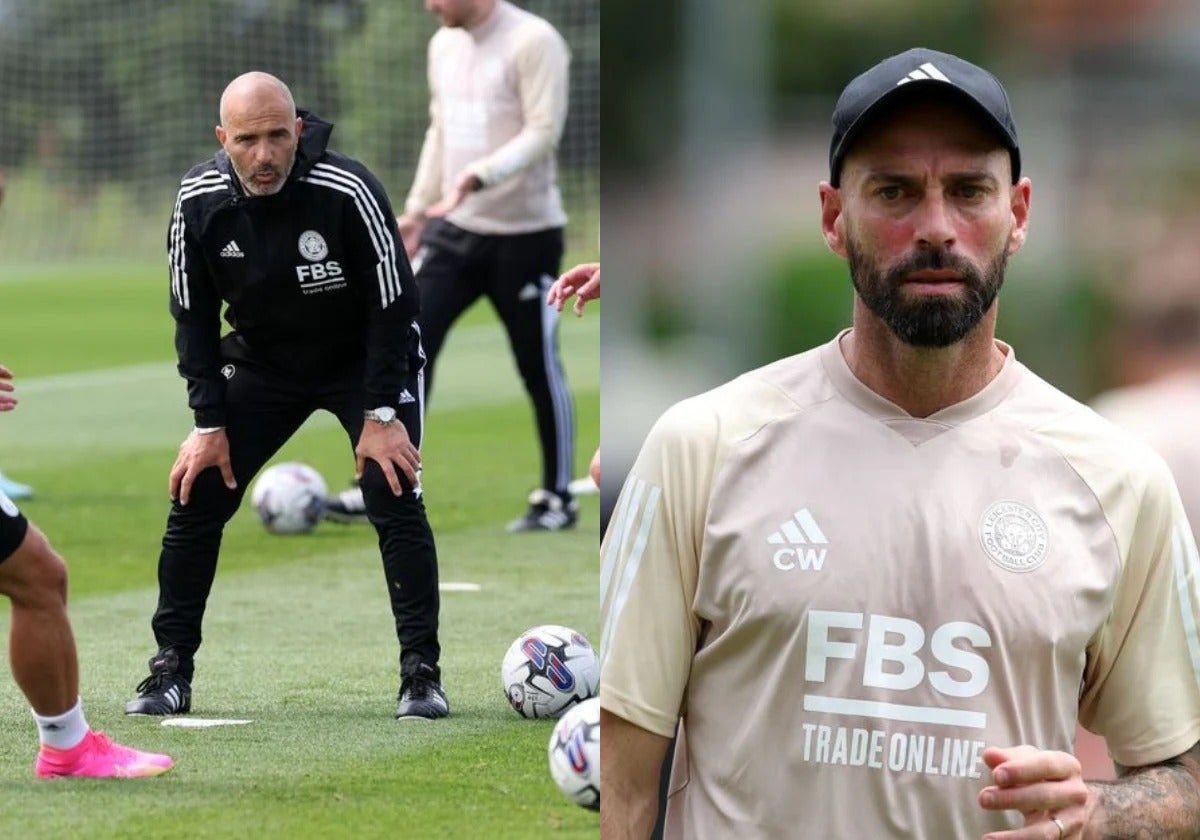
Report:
846,239,1007,348
233,147,296,197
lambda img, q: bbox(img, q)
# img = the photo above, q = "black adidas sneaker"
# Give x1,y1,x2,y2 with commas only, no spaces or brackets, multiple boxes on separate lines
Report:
124,650,192,716
395,663,449,720
506,489,578,533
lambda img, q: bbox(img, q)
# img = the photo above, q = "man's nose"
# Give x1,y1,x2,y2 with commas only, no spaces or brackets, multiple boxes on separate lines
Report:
913,194,955,251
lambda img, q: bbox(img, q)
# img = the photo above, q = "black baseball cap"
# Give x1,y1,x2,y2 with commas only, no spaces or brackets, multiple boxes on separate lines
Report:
829,47,1020,187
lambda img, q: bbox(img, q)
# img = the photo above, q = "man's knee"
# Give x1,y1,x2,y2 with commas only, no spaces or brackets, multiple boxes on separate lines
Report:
359,463,423,516
183,467,246,521
0,524,69,606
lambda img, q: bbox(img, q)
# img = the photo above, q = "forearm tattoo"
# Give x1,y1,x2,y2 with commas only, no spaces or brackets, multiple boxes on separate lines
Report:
1088,740,1200,839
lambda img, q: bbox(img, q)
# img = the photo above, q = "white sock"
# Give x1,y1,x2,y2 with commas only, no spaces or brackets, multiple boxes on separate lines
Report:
31,697,89,750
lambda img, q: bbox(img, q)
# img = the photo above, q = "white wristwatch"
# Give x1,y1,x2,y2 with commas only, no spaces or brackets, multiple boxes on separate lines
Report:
364,406,398,425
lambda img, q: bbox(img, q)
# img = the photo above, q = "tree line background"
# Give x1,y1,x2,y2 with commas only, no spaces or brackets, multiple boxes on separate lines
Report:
0,0,599,262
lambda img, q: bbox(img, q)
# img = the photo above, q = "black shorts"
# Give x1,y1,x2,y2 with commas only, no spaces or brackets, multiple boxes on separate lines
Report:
0,491,28,563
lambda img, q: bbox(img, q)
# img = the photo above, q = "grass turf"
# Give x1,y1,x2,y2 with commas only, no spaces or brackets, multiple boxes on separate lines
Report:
0,261,600,839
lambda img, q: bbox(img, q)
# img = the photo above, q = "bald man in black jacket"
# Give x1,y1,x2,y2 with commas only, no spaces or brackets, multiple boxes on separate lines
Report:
125,71,448,721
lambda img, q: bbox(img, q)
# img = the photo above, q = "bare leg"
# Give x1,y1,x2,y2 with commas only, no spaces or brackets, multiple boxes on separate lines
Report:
0,520,173,776
0,523,78,715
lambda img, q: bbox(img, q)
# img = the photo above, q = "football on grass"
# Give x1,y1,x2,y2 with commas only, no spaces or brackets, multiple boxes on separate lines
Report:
548,696,600,811
250,462,327,535
501,624,599,719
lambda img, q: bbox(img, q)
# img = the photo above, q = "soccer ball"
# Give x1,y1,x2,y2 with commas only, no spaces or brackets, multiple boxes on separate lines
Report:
548,696,600,811
249,462,327,535
501,624,599,719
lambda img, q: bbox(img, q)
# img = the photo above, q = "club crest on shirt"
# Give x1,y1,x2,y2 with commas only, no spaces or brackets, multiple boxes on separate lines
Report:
298,230,329,262
979,500,1049,573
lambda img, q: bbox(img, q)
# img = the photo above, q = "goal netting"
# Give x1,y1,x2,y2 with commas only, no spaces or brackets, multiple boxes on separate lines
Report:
0,0,598,266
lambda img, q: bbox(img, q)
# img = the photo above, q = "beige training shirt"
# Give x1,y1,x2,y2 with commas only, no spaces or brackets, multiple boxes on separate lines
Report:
600,332,1200,838
405,0,569,235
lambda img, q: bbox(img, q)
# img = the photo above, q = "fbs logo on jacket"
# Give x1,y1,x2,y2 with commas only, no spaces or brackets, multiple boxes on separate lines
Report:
293,229,345,294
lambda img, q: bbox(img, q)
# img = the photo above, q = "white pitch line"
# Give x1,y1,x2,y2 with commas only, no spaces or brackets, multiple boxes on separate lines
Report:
439,582,482,592
160,718,253,728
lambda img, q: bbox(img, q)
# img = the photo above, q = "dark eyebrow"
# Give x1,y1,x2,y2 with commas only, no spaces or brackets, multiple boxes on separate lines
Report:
862,173,922,191
862,171,1000,189
945,171,1000,188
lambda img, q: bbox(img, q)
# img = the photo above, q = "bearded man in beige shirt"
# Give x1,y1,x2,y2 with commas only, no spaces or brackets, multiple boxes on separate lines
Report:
601,48,1200,839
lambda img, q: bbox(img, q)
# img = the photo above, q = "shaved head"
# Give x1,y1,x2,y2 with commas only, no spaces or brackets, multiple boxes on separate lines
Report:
219,71,295,126
215,71,301,197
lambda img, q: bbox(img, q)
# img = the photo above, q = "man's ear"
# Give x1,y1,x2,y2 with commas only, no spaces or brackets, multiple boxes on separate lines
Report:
1007,176,1032,255
819,181,848,258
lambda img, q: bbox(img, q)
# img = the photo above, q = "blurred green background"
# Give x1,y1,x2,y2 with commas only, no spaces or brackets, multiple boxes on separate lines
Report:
600,0,1200,497
0,0,599,264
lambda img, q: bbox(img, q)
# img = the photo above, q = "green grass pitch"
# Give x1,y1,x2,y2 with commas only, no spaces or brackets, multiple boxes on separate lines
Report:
0,261,600,839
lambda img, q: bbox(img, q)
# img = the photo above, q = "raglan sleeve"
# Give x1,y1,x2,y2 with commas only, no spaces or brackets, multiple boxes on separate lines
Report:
167,179,226,428
599,398,715,738
1078,453,1200,767
342,165,419,409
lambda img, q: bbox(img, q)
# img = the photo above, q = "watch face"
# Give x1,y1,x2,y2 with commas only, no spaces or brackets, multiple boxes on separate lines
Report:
374,406,397,423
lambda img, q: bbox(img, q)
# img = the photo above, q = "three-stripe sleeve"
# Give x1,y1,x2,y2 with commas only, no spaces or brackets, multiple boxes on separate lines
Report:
168,169,228,427
169,171,227,311
599,401,710,739
1079,453,1200,768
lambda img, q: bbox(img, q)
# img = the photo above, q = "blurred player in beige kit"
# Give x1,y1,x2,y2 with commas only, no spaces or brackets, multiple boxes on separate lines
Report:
325,0,578,532
600,47,1200,839
1075,221,1200,781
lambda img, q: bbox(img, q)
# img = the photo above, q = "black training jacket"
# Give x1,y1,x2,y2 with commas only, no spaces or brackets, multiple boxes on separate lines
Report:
167,111,419,427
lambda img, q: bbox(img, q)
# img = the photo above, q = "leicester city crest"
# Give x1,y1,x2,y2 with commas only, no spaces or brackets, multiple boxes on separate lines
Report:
979,500,1049,573
298,230,329,262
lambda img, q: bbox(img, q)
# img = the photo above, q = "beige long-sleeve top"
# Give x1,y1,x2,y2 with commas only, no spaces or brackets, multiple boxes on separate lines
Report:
405,0,570,235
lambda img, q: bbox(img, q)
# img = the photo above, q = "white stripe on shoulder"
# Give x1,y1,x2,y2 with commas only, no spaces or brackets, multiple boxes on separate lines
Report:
180,170,227,187
177,182,228,202
306,162,400,302
302,162,401,308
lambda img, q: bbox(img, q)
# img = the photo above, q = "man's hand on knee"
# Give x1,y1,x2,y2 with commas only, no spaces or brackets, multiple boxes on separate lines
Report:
170,429,235,505
356,422,421,497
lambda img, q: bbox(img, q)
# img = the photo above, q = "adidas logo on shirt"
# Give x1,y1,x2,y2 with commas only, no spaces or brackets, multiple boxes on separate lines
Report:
896,61,950,86
768,508,829,571
517,283,540,302
398,390,416,404
220,240,245,258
